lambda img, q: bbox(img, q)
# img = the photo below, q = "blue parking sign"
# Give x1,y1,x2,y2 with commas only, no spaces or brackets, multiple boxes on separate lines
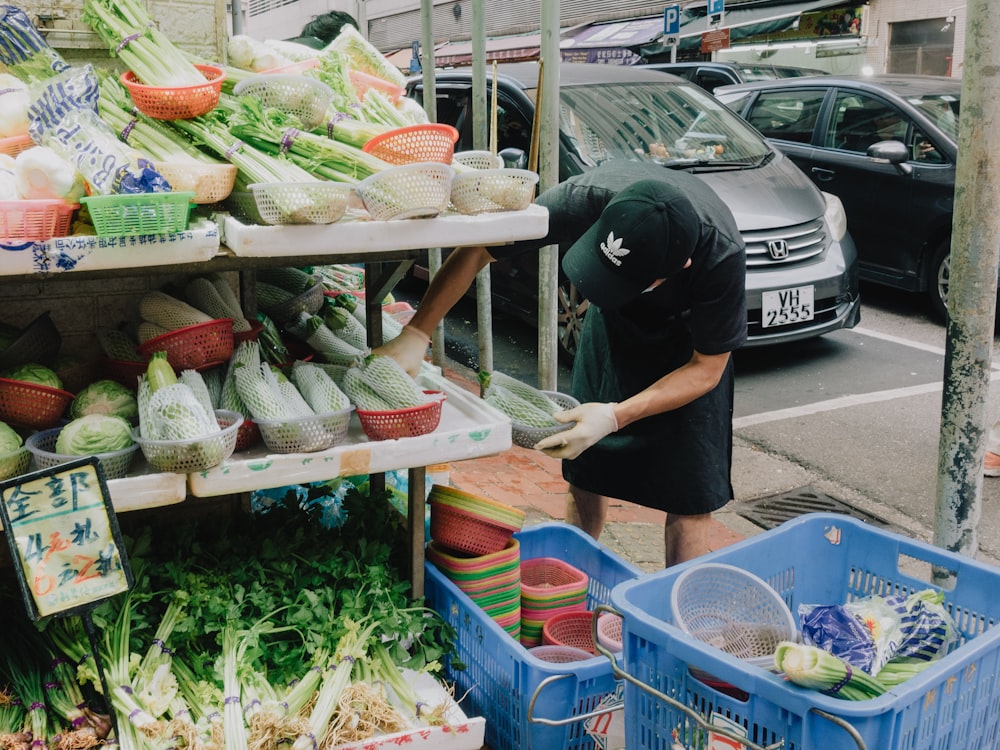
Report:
708,0,724,15
663,4,680,36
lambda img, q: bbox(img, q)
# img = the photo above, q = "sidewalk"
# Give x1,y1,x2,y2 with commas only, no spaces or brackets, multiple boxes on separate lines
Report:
439,365,754,571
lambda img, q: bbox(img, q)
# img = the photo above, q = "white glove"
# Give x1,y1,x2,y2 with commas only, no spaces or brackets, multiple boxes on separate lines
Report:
371,325,430,377
534,402,618,460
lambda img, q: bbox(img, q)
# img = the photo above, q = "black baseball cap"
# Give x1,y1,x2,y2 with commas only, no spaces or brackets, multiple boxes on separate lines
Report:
561,179,697,310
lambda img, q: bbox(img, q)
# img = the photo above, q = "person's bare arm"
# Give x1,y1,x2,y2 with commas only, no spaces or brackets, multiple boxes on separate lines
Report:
613,349,731,429
406,245,495,336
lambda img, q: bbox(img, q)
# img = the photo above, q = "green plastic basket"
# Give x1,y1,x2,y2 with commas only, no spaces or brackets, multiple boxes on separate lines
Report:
81,192,195,236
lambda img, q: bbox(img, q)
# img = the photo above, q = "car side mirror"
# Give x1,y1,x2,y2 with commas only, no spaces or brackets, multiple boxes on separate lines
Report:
499,147,528,169
867,140,912,175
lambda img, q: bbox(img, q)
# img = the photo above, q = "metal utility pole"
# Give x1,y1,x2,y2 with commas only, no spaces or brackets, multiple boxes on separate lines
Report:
934,0,1000,561
471,0,495,381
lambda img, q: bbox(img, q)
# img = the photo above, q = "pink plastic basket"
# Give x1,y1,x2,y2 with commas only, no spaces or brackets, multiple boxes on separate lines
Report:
0,200,76,241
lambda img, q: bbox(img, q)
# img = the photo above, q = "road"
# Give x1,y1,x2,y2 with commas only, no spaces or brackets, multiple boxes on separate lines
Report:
397,278,1000,563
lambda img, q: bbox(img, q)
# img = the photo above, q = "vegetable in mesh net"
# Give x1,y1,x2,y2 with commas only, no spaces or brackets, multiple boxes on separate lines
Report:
185,278,251,332
355,354,432,409
286,311,366,366
480,370,561,416
485,384,560,428
291,361,350,413
231,342,288,421
139,291,214,330
138,353,219,442
98,329,143,361
321,300,368,350
341,365,393,411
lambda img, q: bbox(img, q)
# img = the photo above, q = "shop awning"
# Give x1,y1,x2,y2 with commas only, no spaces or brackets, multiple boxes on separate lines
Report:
641,0,856,55
431,34,541,68
559,16,664,65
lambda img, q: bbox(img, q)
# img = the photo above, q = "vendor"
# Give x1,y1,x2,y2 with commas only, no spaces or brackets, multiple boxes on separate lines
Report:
375,161,747,566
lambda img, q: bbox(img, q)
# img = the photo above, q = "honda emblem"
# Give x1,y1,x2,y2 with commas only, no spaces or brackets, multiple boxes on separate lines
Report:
767,239,789,260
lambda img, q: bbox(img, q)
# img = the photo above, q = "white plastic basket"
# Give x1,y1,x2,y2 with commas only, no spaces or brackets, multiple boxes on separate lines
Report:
0,445,30,481
354,162,455,221
249,182,352,225
511,390,580,450
153,162,237,204
26,428,139,480
450,168,538,215
232,75,335,129
670,562,797,668
452,150,504,170
253,407,354,453
132,410,242,473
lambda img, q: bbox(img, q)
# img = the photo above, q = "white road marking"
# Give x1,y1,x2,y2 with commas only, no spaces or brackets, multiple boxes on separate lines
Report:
735,327,1000,429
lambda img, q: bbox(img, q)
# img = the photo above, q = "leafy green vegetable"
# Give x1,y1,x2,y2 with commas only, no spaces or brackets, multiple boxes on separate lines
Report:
0,419,22,452
55,414,134,455
70,379,139,420
1,362,62,389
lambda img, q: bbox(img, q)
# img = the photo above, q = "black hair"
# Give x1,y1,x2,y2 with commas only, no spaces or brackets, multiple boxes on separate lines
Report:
300,11,359,44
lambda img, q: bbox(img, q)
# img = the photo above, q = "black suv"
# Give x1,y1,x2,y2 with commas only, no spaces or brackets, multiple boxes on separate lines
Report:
642,61,827,93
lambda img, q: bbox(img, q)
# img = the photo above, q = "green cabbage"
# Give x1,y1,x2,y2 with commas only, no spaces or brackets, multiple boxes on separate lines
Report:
71,379,139,420
1,363,62,389
0,420,23,452
55,414,134,456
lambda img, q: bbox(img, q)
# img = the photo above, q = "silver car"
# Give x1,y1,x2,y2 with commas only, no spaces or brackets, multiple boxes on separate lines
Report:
408,62,860,356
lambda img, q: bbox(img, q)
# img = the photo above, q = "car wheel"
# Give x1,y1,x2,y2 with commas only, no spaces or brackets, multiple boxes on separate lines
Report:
557,280,588,360
927,241,950,322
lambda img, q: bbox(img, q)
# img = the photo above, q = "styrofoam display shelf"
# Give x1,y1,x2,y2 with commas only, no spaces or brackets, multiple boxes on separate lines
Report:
189,367,511,497
333,670,485,750
218,204,549,257
0,218,221,275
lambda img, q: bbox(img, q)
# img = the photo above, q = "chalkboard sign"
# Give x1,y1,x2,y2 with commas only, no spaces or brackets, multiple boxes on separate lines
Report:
0,457,133,621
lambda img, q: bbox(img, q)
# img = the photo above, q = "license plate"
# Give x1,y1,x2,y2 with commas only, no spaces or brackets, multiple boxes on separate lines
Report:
762,285,814,328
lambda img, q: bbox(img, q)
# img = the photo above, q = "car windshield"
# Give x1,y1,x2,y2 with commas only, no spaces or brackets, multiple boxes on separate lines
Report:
557,81,771,168
908,94,960,141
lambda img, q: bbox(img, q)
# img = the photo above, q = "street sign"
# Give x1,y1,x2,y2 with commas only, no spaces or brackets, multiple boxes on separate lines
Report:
663,4,680,36
708,0,724,15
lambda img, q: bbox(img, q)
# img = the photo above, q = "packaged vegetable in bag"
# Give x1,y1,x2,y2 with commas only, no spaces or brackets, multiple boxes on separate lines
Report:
799,595,905,675
884,588,959,661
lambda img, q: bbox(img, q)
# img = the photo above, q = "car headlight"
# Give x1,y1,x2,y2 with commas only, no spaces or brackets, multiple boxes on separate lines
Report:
823,191,848,242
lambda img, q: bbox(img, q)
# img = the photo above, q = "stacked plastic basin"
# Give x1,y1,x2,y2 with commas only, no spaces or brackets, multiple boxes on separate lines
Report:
426,484,526,639
519,557,589,647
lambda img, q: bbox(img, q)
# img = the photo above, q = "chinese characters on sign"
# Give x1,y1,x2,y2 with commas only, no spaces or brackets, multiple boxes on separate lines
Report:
0,459,131,620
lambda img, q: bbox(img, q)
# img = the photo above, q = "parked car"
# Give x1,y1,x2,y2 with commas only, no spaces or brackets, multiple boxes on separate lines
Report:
642,61,828,93
715,74,962,320
407,62,860,357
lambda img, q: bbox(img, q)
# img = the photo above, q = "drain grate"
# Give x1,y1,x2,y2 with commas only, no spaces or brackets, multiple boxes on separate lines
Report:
734,485,902,532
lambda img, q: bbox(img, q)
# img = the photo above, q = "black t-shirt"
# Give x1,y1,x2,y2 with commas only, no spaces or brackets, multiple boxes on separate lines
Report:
489,161,747,355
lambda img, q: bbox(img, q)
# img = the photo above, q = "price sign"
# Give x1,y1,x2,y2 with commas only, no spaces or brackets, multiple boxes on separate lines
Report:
0,457,133,621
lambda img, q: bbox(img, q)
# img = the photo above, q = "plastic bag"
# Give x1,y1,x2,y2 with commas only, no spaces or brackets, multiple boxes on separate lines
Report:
799,595,905,675
884,588,959,661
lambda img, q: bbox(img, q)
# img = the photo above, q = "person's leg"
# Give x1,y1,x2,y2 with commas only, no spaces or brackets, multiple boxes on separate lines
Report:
986,418,1000,476
565,484,608,539
664,513,714,567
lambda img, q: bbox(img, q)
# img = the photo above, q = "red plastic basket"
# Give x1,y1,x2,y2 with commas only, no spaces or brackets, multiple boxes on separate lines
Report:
232,320,263,345
137,319,234,371
99,356,147,390
542,610,598,655
120,64,225,120
0,378,73,429
0,200,77,241
0,134,33,157
362,124,459,165
521,558,590,599
234,417,260,452
430,501,518,557
355,391,445,440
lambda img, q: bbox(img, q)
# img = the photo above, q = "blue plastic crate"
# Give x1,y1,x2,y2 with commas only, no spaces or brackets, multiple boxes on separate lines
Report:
425,521,641,750
609,513,1000,750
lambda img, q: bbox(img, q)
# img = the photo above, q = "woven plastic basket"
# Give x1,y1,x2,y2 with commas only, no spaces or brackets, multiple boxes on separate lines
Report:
26,427,138,480
542,610,598,655
510,391,580,449
120,64,225,120
153,162,237,204
258,275,324,324
348,69,405,103
234,417,260,453
0,378,73,429
452,150,504,170
0,311,61,370
450,168,539,215
595,612,623,653
99,356,147,390
430,501,519,557
253,407,353,454
0,199,77,241
670,562,797,665
225,190,266,225
248,182,351,225
0,134,33,157
0,446,30,481
233,75,334,130
233,320,263,345
354,162,455,221
137,319,234,371
81,192,195,236
428,484,526,528
528,645,596,664
132,409,242,473
362,123,459,165
521,558,589,600
356,391,445,440
260,58,320,75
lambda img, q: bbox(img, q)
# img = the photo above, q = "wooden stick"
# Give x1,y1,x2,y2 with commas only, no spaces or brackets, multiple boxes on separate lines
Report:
528,58,543,174
490,60,498,156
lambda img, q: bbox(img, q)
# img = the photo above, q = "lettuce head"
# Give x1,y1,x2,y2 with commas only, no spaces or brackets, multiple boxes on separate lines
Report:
71,379,138,420
56,414,134,456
